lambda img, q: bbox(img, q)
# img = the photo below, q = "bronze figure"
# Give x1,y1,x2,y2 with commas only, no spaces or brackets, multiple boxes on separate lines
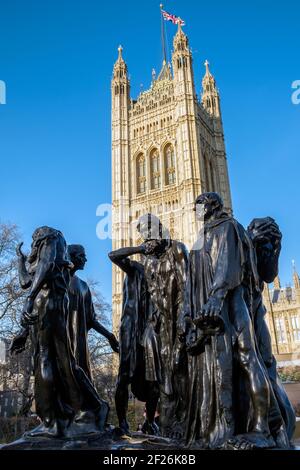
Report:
247,218,296,445
67,244,119,430
136,214,189,438
7,208,295,450
108,243,161,436
181,193,277,449
10,228,110,437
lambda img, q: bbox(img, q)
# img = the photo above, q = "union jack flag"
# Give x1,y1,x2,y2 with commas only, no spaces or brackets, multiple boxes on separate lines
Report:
161,9,185,26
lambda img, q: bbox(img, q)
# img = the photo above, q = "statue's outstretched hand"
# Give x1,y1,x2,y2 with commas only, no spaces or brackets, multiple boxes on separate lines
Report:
10,328,29,355
109,334,120,354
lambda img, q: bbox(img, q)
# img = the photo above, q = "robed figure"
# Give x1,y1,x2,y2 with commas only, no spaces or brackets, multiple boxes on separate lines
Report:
109,243,161,436
10,228,110,437
136,214,189,438
247,218,296,443
10,227,83,437
181,193,277,449
67,244,119,429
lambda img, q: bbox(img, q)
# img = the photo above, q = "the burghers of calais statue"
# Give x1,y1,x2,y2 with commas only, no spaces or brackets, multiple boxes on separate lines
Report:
67,244,119,430
10,227,111,438
108,239,161,436
135,214,189,439
179,193,292,449
109,213,189,438
247,218,296,444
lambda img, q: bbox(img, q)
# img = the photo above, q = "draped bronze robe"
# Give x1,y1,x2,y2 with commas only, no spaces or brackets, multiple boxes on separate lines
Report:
68,276,97,381
143,240,189,432
119,260,161,401
183,215,246,448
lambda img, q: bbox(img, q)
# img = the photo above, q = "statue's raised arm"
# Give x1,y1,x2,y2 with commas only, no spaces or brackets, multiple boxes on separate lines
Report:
16,242,32,289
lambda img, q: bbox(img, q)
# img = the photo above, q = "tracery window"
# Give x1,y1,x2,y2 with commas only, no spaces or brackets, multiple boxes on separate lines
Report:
150,149,161,190
275,318,287,344
291,315,300,342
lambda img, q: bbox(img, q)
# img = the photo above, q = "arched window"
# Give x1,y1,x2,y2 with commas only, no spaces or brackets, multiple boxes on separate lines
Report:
150,149,160,190
164,144,176,185
137,154,146,194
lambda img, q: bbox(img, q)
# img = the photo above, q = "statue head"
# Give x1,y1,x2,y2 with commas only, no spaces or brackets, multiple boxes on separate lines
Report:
67,244,87,271
136,213,169,241
28,226,63,264
194,192,224,222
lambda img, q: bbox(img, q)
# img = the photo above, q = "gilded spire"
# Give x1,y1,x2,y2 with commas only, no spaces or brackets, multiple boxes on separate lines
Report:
204,59,212,77
113,44,128,79
203,59,216,85
118,45,123,60
115,45,126,66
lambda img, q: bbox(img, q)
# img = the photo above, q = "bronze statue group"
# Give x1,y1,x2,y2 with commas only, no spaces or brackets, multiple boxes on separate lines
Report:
10,192,296,449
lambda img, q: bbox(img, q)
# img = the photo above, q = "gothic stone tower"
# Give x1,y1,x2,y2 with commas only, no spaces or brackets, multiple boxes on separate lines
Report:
111,24,232,335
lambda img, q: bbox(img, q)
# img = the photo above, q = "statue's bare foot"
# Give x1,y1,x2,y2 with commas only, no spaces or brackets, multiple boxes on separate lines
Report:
226,437,254,450
27,421,61,439
226,432,275,450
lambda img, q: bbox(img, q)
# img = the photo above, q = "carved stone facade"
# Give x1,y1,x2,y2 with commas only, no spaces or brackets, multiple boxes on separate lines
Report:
263,270,300,363
111,24,232,335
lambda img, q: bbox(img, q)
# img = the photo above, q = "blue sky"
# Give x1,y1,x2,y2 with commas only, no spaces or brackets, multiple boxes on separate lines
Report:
0,0,299,304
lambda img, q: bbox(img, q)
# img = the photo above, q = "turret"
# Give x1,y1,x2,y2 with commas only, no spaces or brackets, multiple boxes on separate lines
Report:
111,45,130,199
172,23,196,97
112,45,130,117
111,46,131,339
201,60,221,118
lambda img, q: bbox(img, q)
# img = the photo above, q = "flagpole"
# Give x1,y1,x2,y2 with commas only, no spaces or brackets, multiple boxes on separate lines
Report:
160,4,167,63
